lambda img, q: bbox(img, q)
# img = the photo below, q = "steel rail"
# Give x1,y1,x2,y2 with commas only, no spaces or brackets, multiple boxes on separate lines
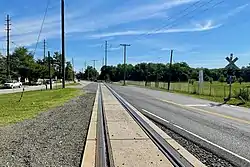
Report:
105,84,193,167
95,84,109,167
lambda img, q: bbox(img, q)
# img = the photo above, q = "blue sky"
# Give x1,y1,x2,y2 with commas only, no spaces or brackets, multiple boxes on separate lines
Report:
0,0,249,71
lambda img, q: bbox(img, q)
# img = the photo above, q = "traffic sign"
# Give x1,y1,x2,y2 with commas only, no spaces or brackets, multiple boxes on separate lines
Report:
225,53,239,70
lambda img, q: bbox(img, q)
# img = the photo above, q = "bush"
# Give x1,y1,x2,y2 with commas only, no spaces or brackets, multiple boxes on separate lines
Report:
234,88,250,101
218,75,225,83
238,77,243,84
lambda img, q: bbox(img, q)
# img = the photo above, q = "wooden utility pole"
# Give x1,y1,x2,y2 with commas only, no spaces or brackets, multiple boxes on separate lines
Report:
92,60,97,69
72,57,75,82
48,51,52,90
61,0,65,88
120,44,131,86
43,39,46,61
6,15,11,79
167,50,173,91
105,40,108,66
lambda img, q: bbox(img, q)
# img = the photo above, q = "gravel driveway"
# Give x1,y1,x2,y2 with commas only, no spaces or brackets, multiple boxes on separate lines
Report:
0,83,97,167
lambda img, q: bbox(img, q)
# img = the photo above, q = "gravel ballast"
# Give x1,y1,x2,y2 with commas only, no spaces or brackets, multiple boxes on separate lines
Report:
154,121,236,167
0,84,97,166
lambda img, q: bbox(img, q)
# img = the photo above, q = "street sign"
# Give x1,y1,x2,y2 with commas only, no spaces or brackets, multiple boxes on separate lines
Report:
225,53,239,70
198,69,203,94
199,70,204,84
224,53,239,99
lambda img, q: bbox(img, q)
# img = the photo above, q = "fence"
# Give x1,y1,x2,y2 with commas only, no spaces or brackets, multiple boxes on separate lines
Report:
124,81,250,100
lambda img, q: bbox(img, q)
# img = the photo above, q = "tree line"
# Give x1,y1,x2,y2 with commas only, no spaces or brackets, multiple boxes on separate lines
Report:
0,47,74,84
77,62,250,83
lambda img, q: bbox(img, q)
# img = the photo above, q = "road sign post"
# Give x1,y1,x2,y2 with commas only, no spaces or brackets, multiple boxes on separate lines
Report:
224,53,239,100
198,69,204,94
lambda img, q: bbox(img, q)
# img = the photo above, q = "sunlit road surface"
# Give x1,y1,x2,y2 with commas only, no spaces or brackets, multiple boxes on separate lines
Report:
109,84,250,162
0,81,91,95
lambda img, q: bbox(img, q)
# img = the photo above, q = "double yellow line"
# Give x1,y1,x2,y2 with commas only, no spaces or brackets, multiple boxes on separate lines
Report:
158,99,250,125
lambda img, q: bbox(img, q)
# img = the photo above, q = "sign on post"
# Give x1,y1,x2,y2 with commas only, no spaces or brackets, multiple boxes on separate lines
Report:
198,69,203,94
224,53,239,99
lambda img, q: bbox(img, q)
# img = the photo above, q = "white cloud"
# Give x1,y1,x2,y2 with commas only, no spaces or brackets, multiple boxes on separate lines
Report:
221,3,249,20
88,20,221,38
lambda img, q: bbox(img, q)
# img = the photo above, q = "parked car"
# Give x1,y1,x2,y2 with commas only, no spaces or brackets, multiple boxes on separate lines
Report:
46,80,55,84
4,80,22,89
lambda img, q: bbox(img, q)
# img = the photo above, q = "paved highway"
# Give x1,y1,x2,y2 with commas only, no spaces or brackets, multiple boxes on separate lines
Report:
109,84,250,162
0,81,91,94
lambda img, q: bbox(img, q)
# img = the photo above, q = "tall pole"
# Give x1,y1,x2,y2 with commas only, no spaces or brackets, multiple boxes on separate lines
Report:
84,61,87,71
72,57,75,82
105,40,108,66
48,51,52,90
6,15,11,80
120,44,131,86
61,0,65,88
167,50,173,91
43,39,46,61
92,60,97,69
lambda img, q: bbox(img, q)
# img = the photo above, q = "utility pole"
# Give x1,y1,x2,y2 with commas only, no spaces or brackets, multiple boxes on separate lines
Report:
120,44,131,86
105,40,108,66
72,57,75,82
43,39,46,61
167,50,173,91
92,60,98,80
61,0,66,88
6,15,11,80
43,39,46,84
92,60,97,69
48,51,52,90
84,61,87,70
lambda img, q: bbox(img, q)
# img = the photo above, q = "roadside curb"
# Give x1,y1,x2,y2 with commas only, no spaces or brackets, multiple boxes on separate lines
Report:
80,85,99,167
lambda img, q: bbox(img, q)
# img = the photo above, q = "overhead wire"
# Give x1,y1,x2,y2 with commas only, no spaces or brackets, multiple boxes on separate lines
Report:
133,0,224,42
33,0,51,56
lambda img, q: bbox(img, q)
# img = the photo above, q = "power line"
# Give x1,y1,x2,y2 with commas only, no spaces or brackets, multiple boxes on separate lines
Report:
33,0,51,56
134,0,223,41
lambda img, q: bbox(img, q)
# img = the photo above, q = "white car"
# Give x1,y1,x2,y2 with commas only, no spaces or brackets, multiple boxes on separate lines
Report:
4,80,22,89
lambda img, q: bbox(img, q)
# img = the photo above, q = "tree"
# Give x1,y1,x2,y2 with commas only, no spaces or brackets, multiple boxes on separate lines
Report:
65,61,73,81
0,54,7,84
238,77,243,84
53,52,62,79
84,66,99,80
11,47,38,84
218,75,225,83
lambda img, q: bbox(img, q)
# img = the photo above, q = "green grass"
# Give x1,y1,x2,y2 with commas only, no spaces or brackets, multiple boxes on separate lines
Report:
118,81,250,108
0,88,81,126
66,82,81,86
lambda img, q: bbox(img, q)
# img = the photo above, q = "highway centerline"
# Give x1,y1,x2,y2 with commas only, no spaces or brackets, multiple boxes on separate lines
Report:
158,98,250,125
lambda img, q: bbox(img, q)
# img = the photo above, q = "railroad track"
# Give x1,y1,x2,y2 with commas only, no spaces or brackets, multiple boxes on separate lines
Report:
94,83,200,167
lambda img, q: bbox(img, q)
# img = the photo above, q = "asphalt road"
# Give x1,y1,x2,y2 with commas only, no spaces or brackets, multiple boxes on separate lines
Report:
109,84,250,163
0,81,91,95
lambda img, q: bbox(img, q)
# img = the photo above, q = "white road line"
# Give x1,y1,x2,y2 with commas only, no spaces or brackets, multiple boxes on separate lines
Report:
141,108,250,163
184,104,208,107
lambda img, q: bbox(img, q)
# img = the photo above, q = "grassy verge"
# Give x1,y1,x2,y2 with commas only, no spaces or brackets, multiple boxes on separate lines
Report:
66,82,81,86
115,82,250,108
0,88,81,126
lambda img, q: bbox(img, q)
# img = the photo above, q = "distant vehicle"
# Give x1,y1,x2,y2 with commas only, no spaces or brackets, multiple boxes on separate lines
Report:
4,80,22,89
31,81,42,85
46,80,55,84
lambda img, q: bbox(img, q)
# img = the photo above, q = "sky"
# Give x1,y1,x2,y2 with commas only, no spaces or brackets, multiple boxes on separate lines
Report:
0,0,250,72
